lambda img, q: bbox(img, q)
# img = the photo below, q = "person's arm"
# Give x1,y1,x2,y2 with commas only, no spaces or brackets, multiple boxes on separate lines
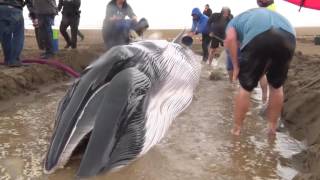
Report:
24,0,36,20
57,0,63,12
188,20,197,36
208,9,212,16
105,4,119,21
224,27,239,81
207,14,213,34
207,14,213,27
127,5,137,21
74,0,81,10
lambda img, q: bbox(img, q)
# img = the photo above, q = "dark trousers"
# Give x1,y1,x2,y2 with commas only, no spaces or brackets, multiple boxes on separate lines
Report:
77,30,84,40
60,15,80,48
202,33,211,62
35,27,44,50
38,15,55,55
0,5,24,65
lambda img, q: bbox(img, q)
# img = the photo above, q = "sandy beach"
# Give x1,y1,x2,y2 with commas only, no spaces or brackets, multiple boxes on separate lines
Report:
0,28,320,179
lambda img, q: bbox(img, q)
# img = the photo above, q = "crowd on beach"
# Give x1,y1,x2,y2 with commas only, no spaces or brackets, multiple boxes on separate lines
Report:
0,0,296,137
0,0,84,66
189,0,295,136
0,0,148,67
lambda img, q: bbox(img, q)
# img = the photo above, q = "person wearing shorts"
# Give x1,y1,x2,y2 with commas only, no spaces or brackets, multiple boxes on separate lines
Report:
256,0,277,104
224,8,296,136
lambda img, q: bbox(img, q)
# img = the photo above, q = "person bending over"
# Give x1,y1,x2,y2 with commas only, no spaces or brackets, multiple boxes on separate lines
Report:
224,8,296,136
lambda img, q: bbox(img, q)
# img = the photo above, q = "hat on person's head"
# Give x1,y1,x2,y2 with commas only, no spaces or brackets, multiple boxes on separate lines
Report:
191,8,201,16
221,7,231,14
257,0,274,7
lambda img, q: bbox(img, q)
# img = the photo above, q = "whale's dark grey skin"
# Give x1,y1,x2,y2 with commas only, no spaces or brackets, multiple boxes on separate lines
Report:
44,38,201,177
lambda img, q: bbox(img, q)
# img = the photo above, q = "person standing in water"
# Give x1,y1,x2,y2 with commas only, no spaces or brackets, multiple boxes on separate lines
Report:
226,0,276,104
189,7,210,62
224,8,296,136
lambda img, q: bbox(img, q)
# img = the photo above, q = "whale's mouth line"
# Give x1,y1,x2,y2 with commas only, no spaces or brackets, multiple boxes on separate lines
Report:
44,132,92,174
45,81,112,172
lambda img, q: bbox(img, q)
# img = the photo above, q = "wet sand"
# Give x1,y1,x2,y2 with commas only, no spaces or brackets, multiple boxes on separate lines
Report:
283,51,320,179
0,62,304,179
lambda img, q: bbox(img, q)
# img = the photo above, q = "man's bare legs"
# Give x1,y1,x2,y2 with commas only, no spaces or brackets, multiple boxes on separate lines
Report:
231,86,250,136
231,85,283,136
267,86,283,135
228,70,233,82
260,75,268,103
208,47,217,65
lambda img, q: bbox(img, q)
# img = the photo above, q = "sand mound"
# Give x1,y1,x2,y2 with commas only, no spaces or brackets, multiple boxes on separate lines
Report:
283,52,320,179
0,45,104,101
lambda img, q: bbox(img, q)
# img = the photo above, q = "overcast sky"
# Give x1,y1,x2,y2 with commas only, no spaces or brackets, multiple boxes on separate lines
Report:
23,0,320,29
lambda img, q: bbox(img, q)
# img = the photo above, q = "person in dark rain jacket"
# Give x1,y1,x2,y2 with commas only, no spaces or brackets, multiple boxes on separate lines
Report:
58,0,81,49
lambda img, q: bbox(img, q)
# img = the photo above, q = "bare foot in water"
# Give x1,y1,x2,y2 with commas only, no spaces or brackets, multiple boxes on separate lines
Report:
231,127,241,136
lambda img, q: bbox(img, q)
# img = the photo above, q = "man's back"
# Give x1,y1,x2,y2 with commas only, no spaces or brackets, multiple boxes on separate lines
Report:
31,0,57,15
58,0,80,16
208,12,232,37
228,8,295,49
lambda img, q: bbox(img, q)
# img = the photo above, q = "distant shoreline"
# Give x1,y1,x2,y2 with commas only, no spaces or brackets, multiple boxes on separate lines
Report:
24,27,319,38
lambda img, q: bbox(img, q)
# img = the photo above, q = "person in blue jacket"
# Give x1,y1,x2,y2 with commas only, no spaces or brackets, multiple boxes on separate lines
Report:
189,8,210,62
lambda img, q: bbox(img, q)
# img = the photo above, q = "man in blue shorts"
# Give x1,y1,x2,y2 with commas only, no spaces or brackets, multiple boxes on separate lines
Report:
224,8,296,136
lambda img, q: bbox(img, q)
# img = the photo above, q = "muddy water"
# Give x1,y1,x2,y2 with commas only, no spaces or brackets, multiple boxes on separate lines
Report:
0,66,305,180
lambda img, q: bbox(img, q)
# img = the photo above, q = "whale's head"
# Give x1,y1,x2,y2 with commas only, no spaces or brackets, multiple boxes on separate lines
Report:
44,36,201,177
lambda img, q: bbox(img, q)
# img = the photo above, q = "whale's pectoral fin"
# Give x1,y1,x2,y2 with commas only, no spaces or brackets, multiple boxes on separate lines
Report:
44,82,109,173
77,67,151,177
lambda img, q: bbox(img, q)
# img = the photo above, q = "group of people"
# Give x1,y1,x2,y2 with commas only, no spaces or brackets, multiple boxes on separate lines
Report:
190,0,296,136
189,4,233,66
0,0,148,67
0,0,82,67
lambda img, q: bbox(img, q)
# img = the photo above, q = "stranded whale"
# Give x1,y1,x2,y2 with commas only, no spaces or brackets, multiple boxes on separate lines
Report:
44,36,201,177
